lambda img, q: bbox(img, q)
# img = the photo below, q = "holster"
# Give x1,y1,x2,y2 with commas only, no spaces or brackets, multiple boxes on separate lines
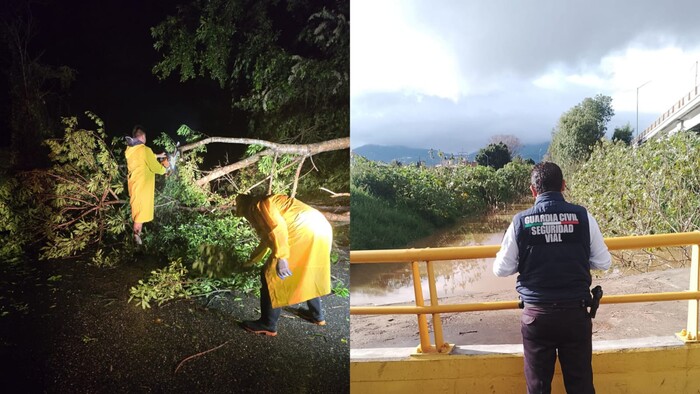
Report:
589,285,603,318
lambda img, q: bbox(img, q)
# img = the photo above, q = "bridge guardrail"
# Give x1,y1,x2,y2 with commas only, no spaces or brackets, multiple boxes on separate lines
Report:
635,86,699,144
350,231,700,355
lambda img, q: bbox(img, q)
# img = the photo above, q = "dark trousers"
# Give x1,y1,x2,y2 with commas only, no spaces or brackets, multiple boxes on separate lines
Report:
259,270,323,330
521,305,594,394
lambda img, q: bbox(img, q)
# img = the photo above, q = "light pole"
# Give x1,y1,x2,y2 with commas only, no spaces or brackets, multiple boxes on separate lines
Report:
636,80,652,140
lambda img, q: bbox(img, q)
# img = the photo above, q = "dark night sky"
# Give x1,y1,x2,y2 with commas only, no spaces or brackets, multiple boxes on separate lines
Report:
2,0,247,161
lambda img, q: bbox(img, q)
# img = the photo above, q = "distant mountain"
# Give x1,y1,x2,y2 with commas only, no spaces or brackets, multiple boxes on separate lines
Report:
352,142,550,165
351,145,443,165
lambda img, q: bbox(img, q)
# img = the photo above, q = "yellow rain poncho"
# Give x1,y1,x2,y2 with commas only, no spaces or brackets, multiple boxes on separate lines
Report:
247,195,332,309
125,144,166,223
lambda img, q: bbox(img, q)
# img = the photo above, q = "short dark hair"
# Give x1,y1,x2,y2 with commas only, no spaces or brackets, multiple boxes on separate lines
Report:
235,193,269,218
132,125,146,138
235,194,256,212
530,162,564,194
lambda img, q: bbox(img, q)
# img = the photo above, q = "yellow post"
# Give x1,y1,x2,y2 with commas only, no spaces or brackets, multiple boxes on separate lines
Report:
412,261,433,353
681,243,700,342
426,261,446,352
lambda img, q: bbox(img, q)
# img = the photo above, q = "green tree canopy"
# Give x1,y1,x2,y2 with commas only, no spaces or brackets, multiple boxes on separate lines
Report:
547,94,614,174
475,142,511,169
612,123,634,145
151,0,349,144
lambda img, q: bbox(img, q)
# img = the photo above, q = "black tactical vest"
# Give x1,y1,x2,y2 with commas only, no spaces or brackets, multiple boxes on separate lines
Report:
513,192,592,303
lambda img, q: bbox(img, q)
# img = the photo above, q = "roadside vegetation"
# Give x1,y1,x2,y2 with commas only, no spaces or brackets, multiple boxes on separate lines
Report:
350,156,532,250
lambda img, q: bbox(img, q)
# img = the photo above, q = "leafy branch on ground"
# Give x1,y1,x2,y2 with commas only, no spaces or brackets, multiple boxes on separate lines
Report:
128,260,259,309
332,280,349,298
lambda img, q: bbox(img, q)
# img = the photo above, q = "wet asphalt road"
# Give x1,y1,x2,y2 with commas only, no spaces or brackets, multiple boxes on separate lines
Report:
0,246,350,393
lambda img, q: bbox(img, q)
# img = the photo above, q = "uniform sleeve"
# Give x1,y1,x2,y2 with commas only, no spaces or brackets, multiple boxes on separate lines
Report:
145,147,166,175
587,213,611,271
254,198,290,260
493,222,520,277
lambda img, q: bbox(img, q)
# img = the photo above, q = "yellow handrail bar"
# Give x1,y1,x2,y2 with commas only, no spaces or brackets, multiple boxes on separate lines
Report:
351,291,700,315
350,232,700,263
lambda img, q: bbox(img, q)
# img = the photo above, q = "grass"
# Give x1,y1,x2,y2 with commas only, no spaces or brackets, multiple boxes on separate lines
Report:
350,185,435,250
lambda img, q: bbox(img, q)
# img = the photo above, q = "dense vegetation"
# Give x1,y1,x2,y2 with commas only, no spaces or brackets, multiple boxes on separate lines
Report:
0,116,268,303
350,156,532,249
0,0,349,308
569,131,700,238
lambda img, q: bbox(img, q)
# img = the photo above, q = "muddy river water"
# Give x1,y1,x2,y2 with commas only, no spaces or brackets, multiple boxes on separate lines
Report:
350,205,529,306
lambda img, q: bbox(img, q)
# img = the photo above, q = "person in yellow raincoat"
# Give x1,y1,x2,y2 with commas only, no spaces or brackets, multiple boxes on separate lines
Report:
125,125,168,245
235,194,332,336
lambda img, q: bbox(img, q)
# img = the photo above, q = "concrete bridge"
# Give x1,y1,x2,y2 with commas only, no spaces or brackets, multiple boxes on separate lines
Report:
634,85,700,145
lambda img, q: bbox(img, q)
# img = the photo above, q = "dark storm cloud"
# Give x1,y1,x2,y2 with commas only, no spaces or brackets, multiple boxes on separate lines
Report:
352,80,612,152
351,0,699,152
409,0,700,81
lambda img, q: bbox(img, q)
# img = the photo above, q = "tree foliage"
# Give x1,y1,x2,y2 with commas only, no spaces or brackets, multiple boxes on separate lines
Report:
21,113,126,263
612,123,633,145
151,0,349,144
0,171,30,261
350,184,434,250
475,142,512,169
548,94,614,174
569,131,700,238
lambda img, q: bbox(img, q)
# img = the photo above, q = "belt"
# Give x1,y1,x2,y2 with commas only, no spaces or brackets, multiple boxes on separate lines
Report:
523,300,586,309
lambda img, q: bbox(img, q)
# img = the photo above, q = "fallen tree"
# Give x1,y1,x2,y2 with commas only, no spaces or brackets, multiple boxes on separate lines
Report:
178,135,349,189
3,114,349,265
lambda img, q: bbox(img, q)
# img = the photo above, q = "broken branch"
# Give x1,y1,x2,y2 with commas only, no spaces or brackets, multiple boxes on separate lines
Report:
174,340,231,374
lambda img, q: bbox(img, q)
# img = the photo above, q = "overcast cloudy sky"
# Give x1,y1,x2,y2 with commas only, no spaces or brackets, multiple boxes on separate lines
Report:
351,0,700,153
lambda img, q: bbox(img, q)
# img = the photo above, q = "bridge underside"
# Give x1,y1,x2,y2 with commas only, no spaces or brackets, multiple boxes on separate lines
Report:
351,337,700,393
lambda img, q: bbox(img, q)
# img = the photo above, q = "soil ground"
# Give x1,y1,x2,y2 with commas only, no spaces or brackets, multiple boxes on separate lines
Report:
350,267,691,349
0,226,350,393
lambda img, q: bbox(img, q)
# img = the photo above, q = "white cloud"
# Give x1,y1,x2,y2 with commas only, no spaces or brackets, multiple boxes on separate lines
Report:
350,0,463,101
604,46,700,113
532,46,700,114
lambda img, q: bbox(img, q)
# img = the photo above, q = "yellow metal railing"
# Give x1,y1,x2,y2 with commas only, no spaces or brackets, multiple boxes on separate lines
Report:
350,231,700,355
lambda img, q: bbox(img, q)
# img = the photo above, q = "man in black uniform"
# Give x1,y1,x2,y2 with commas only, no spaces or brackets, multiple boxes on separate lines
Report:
493,162,611,394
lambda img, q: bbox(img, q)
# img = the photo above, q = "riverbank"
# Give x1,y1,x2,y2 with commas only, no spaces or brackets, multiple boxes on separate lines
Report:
350,267,689,349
